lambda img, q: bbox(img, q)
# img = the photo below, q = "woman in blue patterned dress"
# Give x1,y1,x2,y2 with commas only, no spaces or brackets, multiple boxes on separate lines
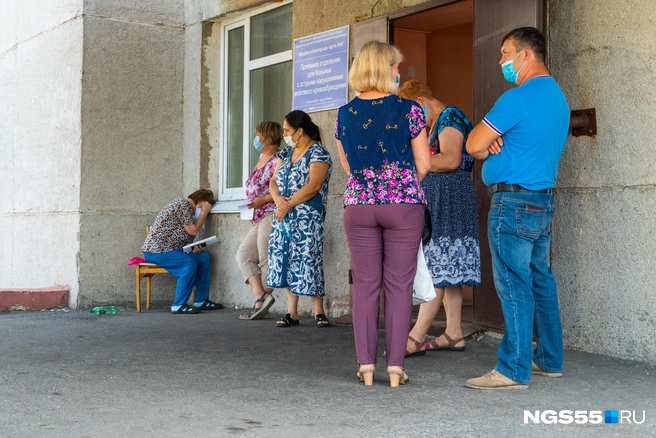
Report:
267,110,333,327
398,80,481,355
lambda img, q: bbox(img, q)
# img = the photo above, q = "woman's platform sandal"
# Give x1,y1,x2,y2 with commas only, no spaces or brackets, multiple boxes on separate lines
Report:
356,365,375,386
239,293,275,320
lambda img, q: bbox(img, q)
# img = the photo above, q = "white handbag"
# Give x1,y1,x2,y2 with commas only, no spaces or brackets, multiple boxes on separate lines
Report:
412,241,436,305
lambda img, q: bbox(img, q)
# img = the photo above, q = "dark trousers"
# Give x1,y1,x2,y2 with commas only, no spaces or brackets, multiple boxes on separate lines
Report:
344,204,425,366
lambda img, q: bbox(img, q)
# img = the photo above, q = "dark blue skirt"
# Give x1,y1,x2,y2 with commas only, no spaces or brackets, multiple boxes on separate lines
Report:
422,170,481,288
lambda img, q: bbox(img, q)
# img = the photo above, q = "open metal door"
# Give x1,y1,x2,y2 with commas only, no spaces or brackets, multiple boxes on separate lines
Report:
472,0,546,329
352,15,389,54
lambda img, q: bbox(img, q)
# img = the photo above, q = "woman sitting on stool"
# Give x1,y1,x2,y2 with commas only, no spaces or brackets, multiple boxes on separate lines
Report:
142,189,223,314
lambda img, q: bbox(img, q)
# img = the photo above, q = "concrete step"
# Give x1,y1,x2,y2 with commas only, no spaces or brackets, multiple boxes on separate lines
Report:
0,287,69,311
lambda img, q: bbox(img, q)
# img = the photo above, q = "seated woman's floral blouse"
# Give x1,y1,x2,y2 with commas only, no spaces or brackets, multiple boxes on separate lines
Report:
141,198,195,253
245,153,278,224
335,95,426,206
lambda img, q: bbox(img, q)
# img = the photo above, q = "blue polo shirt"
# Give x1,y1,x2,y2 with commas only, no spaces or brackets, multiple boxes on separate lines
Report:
481,75,569,190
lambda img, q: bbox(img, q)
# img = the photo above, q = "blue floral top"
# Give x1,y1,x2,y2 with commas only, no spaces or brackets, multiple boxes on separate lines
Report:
335,95,426,206
429,106,474,172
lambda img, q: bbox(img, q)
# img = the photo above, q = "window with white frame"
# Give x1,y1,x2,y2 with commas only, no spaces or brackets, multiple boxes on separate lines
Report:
220,1,293,200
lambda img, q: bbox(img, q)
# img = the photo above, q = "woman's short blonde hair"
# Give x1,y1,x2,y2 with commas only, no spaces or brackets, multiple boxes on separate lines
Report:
348,41,404,94
397,79,435,101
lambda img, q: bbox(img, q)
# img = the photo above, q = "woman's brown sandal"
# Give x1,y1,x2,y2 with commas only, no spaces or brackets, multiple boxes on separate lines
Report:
405,335,427,357
383,335,426,358
424,333,466,352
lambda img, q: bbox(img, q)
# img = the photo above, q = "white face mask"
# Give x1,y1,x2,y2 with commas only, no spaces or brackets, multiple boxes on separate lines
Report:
283,131,298,148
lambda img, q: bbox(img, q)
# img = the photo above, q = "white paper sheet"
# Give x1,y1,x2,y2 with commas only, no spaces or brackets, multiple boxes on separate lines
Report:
237,203,254,221
183,235,219,253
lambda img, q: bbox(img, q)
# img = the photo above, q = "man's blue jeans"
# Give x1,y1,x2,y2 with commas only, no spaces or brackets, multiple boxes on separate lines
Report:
143,250,210,307
488,191,563,384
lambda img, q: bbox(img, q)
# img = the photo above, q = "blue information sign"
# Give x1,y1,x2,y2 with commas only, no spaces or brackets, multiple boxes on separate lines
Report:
293,25,349,113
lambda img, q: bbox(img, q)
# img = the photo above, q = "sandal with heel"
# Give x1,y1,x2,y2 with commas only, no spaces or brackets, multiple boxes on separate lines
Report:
356,365,375,386
388,367,409,387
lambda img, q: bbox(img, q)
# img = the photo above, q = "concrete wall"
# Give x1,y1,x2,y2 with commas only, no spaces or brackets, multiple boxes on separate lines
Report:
549,0,656,363
77,1,186,307
0,1,84,303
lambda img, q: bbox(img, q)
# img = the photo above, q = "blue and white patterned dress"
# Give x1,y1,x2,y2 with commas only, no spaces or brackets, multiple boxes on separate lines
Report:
266,143,332,297
423,106,481,288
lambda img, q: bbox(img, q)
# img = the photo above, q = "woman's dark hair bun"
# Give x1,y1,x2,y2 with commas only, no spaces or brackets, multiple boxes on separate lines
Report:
285,110,323,143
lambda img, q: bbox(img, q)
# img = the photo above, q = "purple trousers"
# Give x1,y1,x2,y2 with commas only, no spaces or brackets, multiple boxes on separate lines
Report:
344,204,425,366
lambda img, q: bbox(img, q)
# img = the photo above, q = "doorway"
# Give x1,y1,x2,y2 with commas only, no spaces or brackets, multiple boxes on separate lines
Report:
392,0,477,331
346,0,546,331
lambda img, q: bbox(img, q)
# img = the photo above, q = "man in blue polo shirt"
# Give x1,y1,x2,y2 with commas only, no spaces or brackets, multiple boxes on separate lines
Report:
465,27,569,389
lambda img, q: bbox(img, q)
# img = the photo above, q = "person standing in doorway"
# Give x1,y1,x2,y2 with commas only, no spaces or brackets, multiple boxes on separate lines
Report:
335,41,431,387
465,27,569,389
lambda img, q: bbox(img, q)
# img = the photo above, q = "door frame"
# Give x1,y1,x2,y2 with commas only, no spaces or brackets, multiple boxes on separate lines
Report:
350,0,546,331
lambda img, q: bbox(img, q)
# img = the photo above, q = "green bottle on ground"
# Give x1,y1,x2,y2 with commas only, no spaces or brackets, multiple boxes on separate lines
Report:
89,306,117,315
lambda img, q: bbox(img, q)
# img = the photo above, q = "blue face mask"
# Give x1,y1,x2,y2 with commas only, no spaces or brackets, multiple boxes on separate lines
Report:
253,135,265,152
422,105,429,124
501,52,525,84
391,67,400,91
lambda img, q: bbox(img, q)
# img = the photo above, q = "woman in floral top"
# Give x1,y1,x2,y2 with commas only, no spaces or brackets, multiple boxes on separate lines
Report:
235,121,282,320
335,41,431,387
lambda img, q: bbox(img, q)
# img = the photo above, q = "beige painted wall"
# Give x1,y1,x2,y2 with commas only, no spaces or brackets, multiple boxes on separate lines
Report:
549,0,656,363
0,1,84,303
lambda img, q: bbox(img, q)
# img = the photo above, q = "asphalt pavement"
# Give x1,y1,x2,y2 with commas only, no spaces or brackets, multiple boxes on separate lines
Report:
0,308,654,438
